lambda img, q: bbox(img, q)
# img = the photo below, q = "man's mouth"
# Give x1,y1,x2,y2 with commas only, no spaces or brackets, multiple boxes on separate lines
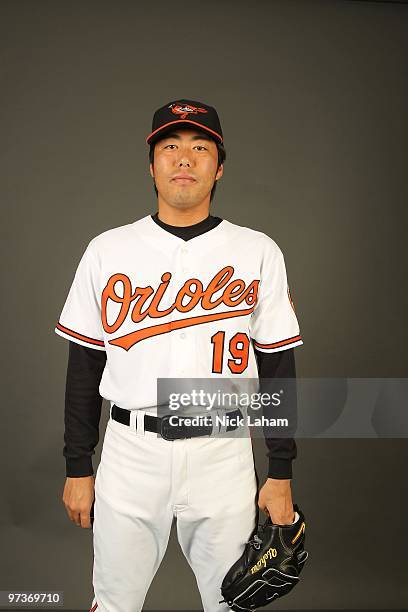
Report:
172,177,196,184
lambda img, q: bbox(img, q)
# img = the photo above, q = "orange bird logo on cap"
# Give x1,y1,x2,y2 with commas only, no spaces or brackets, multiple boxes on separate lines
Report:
168,103,208,119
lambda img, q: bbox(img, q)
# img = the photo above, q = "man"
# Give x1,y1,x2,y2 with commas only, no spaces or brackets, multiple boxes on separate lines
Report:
56,99,303,612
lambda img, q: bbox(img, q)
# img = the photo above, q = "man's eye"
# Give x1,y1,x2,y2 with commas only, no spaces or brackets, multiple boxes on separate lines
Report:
164,144,176,149
195,146,207,151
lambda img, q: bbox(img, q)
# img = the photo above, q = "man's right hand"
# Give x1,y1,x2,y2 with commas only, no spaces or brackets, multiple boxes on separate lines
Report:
62,476,95,529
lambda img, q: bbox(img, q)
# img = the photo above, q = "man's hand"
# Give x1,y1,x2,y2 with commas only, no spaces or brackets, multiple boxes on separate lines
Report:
258,478,295,525
62,476,95,529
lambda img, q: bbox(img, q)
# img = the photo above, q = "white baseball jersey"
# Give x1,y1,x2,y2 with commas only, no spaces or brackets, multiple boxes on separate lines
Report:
54,214,303,411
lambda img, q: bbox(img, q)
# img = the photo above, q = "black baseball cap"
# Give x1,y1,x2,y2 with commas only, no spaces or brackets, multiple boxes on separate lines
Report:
146,99,223,146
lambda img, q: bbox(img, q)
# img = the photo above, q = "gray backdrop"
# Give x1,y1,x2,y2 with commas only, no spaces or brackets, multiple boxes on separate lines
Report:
1,0,407,610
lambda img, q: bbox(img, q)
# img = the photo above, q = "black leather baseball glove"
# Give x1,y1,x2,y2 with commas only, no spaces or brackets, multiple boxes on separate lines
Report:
219,503,309,611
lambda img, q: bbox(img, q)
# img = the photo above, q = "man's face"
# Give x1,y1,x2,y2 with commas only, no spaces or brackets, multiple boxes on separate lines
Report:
149,128,223,209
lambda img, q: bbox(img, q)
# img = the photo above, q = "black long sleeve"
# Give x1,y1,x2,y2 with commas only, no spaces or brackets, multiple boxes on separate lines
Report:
64,341,106,477
254,347,297,480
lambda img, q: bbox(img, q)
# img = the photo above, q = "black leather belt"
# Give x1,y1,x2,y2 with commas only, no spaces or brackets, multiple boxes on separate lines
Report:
111,404,243,441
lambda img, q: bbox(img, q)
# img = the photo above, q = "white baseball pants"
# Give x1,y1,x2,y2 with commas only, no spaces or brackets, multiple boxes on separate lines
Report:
89,409,259,612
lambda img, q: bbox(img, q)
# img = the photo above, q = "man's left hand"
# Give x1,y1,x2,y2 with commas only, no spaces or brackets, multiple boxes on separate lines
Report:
258,478,295,525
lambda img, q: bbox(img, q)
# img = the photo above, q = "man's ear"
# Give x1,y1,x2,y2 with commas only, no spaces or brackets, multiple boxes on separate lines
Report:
149,162,154,178
215,163,224,181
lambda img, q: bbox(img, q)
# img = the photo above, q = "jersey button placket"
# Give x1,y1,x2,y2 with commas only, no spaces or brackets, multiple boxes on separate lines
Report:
175,244,191,377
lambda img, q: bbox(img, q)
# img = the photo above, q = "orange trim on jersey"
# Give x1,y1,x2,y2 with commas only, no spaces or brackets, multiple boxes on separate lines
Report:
252,334,302,350
90,603,98,612
146,120,223,144
56,322,105,347
109,306,255,351
287,286,296,312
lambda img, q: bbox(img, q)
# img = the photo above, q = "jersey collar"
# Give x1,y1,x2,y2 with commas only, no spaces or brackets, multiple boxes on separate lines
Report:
135,214,231,253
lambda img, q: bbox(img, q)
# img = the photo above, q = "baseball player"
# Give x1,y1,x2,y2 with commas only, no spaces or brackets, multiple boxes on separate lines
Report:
56,99,303,612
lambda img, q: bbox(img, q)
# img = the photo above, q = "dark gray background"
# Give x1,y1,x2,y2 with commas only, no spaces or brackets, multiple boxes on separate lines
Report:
1,0,407,610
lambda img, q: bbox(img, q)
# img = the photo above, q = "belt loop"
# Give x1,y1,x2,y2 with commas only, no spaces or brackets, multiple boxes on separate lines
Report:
136,409,145,436
211,410,222,436
129,409,137,432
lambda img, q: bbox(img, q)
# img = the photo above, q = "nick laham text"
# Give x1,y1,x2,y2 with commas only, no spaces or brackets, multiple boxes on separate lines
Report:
167,414,289,427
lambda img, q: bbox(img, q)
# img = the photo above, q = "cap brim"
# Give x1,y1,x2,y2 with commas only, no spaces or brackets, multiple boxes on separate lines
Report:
146,120,223,145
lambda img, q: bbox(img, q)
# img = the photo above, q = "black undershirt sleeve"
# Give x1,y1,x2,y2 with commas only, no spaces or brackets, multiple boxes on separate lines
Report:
64,341,106,477
254,347,297,480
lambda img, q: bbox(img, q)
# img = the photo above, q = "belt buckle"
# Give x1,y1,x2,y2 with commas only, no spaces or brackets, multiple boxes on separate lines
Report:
160,414,187,441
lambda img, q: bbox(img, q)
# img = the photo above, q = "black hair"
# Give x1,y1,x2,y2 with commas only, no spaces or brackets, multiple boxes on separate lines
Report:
148,135,226,203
